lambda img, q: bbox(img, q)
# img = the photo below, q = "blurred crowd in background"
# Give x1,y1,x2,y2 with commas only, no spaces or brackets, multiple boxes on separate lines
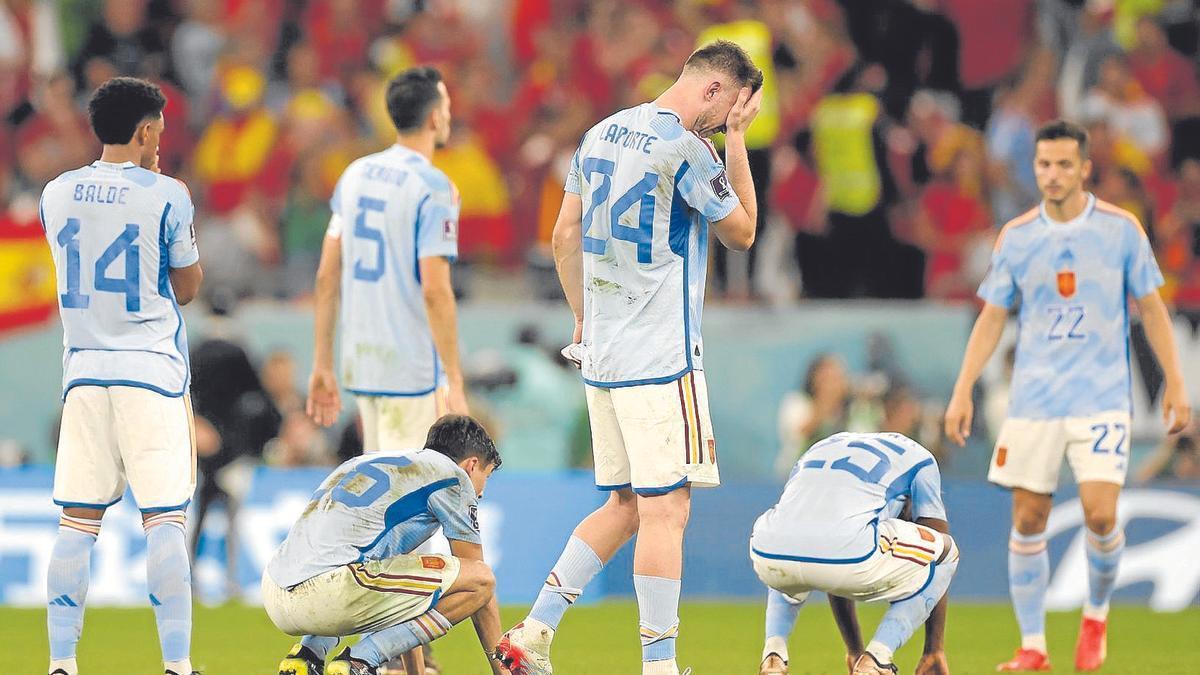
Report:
4,0,1200,487
6,0,1200,308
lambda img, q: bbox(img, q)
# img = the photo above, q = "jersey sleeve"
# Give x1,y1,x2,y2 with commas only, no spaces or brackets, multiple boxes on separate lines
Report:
164,178,199,268
426,475,482,545
564,147,582,195
329,170,347,221
1125,219,1165,299
909,461,947,522
977,238,1017,308
675,134,739,222
416,179,459,262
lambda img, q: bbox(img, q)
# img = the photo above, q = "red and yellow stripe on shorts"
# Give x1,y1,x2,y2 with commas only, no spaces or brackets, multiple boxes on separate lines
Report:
348,563,443,597
676,372,703,465
879,534,936,566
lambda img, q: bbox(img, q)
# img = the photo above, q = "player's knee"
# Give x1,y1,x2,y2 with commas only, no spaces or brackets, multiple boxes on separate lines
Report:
1012,509,1049,535
1083,508,1117,536
141,509,187,534
636,494,690,531
463,559,495,594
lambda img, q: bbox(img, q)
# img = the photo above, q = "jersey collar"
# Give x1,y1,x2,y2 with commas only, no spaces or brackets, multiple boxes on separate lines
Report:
1040,192,1096,227
388,143,429,164
90,160,137,169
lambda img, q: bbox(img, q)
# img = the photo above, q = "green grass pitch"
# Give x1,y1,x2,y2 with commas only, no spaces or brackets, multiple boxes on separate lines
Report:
4,602,1197,673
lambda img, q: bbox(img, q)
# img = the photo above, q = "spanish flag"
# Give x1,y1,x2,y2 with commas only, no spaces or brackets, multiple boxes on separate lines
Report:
0,211,56,334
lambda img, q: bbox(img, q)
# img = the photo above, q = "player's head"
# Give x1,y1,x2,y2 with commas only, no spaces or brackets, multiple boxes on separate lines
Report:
87,76,167,170
424,414,501,497
1034,119,1092,205
386,66,451,148
679,40,763,137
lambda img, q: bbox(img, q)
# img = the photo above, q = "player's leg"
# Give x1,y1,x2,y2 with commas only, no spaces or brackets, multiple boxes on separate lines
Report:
338,558,494,672
623,372,718,675
857,528,960,674
48,386,124,675
1073,480,1123,672
497,385,638,673
114,387,197,675
761,589,806,674
989,418,1064,671
1067,411,1130,672
633,487,690,675
356,396,381,453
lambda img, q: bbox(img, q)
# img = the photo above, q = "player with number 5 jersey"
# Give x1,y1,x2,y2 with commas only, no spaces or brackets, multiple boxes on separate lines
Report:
40,77,204,675
496,41,763,675
307,66,466,454
945,120,1191,672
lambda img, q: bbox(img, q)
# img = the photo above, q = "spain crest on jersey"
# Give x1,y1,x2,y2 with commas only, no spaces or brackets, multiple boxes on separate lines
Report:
1057,270,1076,298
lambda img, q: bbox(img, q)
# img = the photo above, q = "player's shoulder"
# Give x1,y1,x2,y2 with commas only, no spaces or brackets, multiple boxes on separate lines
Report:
1092,198,1148,237
42,164,94,198
994,206,1041,250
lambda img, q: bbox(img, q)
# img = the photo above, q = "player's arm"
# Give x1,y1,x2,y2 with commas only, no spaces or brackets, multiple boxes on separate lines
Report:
420,255,467,414
711,87,763,251
551,192,585,342
1136,291,1191,432
308,226,343,427
910,462,952,662
169,263,203,305
448,539,507,675
827,594,863,668
944,301,1008,445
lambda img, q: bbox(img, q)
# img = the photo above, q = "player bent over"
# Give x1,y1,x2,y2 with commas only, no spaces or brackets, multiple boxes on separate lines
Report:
264,415,510,675
750,433,959,675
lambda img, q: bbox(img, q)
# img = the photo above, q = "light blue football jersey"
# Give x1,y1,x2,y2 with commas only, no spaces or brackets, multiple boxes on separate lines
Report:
751,432,946,563
977,195,1164,418
566,103,739,386
267,448,480,588
329,145,459,395
40,161,198,398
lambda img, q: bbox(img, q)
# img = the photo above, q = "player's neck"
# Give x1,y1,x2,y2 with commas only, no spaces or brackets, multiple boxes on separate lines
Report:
395,133,435,161
98,145,140,165
654,84,697,130
1043,190,1090,223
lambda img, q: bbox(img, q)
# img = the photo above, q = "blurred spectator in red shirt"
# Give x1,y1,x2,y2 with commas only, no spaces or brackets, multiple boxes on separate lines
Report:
940,0,1034,129
1129,15,1200,121
0,0,64,119
14,74,96,187
912,129,992,300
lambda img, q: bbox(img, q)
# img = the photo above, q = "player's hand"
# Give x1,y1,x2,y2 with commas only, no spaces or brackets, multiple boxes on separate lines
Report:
1162,378,1192,434
943,391,973,446
725,86,763,135
846,652,861,674
444,382,470,416
915,650,950,675
573,317,583,344
306,366,341,427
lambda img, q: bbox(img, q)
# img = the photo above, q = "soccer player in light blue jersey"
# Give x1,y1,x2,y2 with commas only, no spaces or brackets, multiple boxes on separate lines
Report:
40,77,204,675
495,41,763,675
945,120,1191,672
751,433,960,675
265,415,508,675
307,66,467,453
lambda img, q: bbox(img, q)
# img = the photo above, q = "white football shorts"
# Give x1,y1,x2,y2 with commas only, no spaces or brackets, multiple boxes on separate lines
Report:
53,385,196,511
751,519,949,604
355,388,446,454
585,370,719,495
990,410,1131,494
262,553,460,636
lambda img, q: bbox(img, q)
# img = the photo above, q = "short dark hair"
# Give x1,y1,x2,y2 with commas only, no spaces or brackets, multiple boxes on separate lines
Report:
425,414,502,470
87,77,166,145
685,40,764,93
1036,119,1089,159
386,66,444,134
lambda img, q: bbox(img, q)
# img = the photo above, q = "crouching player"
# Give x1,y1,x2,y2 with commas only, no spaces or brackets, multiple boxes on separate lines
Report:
751,432,959,675
264,415,510,675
